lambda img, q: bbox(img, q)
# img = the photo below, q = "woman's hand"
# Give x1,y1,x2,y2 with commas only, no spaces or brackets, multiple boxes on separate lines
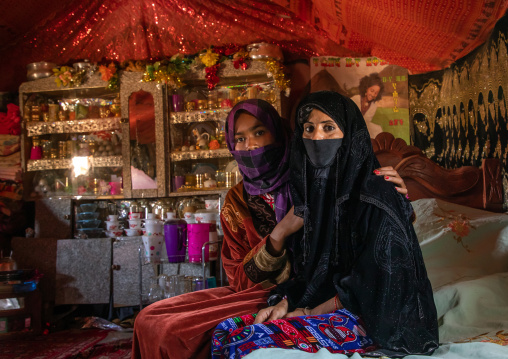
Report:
285,307,310,318
267,206,304,256
254,299,288,324
374,166,408,196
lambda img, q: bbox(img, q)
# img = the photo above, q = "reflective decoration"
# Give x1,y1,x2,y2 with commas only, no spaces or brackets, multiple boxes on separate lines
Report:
170,109,228,124
27,156,122,172
170,148,231,162
120,72,168,198
410,26,508,170
26,117,120,137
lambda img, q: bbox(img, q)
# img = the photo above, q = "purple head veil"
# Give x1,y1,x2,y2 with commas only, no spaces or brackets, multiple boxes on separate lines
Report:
225,99,291,222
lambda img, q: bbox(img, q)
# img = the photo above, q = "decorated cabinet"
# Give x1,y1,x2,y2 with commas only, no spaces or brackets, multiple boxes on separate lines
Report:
168,60,282,197
15,59,286,307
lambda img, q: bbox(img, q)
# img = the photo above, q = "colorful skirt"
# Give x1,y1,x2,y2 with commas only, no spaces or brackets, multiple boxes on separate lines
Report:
211,309,377,358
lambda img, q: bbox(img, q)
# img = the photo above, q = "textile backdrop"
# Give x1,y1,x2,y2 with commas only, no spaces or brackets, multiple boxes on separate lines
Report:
0,0,507,91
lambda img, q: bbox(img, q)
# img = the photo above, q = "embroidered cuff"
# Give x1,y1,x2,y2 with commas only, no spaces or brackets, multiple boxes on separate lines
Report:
243,244,288,283
255,244,287,272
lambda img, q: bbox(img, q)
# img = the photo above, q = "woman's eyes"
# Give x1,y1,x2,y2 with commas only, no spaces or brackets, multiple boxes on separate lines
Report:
255,130,265,136
304,124,336,132
234,137,245,143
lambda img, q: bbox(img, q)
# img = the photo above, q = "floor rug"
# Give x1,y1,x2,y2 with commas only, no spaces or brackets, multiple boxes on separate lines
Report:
74,337,132,359
1,329,111,359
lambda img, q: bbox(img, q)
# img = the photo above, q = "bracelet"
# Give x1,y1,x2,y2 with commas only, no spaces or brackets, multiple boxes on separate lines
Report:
334,295,339,311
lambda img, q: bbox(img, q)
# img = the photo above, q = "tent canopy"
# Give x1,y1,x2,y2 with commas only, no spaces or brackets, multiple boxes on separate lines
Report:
0,0,506,91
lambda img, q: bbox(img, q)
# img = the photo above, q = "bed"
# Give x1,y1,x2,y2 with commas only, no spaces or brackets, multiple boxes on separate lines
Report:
244,132,508,359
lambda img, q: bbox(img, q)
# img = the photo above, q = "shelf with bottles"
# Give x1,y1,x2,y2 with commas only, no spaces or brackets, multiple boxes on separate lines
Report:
26,129,123,168
19,76,121,126
27,155,122,172
25,117,121,137
170,157,240,194
28,167,123,200
170,79,280,118
169,108,230,124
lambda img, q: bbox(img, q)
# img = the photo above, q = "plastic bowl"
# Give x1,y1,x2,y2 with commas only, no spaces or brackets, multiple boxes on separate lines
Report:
78,212,100,220
79,203,98,213
77,219,102,229
77,228,103,238
124,228,142,237
105,230,124,237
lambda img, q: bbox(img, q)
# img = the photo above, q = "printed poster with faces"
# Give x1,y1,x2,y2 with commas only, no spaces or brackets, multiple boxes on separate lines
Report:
310,57,410,143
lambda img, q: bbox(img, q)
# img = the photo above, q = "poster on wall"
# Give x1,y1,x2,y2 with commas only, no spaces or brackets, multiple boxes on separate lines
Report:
310,57,409,143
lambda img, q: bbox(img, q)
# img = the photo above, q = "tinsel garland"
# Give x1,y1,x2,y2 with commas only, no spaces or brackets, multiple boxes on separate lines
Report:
141,58,190,90
263,59,290,96
50,44,290,94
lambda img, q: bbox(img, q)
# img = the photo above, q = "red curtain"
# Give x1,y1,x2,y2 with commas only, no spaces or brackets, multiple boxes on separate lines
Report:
0,0,506,91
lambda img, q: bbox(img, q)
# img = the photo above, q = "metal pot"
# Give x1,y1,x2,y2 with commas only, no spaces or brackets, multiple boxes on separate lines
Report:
73,61,91,72
246,42,284,61
26,61,56,81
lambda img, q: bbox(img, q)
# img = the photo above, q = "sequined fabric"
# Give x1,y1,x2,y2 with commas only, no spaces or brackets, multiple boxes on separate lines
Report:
1,0,508,90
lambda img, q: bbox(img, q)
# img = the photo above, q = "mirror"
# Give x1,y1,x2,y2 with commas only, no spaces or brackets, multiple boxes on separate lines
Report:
129,90,157,190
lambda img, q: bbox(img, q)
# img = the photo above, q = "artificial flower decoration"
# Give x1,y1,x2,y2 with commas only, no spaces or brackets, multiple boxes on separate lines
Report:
99,62,119,90
233,49,249,70
205,63,220,90
123,60,146,72
53,66,73,87
137,44,289,94
99,63,117,81
199,48,220,67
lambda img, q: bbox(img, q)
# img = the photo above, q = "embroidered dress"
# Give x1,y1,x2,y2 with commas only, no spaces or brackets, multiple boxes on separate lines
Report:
132,100,293,359
211,309,376,358
259,193,275,211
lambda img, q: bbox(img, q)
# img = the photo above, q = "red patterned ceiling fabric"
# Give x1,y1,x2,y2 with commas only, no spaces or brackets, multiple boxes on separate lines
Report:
0,0,506,91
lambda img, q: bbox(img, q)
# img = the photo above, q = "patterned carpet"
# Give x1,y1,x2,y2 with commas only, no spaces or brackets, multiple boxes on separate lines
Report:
1,329,132,359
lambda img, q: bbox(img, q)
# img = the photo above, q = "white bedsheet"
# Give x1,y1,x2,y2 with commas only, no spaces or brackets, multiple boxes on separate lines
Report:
244,199,508,358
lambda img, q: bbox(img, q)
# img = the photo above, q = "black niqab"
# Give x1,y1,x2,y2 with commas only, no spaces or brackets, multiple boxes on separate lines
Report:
281,91,438,356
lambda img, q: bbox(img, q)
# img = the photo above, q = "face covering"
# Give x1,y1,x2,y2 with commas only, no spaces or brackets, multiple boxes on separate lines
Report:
302,138,343,167
230,142,286,191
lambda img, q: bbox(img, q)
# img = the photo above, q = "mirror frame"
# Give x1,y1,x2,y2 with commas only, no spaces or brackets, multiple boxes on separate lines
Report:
120,72,169,198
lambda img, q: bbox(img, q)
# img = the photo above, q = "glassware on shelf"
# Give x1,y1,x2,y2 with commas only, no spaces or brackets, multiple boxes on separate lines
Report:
148,276,164,303
31,105,40,121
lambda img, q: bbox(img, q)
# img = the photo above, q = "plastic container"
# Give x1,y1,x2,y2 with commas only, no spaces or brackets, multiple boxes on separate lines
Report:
164,218,187,263
187,223,210,263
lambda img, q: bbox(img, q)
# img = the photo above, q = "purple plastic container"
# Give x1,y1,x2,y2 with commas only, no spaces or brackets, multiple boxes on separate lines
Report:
164,218,187,263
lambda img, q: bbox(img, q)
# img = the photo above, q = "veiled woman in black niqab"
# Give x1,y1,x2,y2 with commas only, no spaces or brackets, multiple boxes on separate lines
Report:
283,91,438,356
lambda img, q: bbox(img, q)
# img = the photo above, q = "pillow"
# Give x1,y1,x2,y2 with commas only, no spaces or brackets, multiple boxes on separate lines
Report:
411,198,508,290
